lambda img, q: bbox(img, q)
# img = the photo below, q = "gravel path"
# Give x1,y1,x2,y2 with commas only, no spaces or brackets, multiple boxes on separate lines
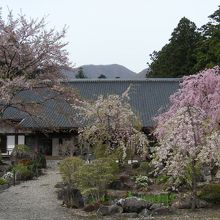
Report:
0,161,81,220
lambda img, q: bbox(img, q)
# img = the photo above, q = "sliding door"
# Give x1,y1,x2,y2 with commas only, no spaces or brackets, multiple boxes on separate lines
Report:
7,135,15,154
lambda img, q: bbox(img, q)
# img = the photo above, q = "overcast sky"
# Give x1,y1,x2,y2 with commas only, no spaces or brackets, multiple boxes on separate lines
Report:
1,0,219,72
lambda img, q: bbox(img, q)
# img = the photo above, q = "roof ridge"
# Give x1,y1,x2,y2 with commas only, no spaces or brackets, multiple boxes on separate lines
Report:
62,78,182,83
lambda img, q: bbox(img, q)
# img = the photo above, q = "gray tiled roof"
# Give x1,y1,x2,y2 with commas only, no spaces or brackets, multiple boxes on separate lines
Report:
2,89,78,129
66,79,181,127
2,79,181,129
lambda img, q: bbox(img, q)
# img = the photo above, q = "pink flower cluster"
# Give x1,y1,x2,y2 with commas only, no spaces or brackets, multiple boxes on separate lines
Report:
154,67,220,179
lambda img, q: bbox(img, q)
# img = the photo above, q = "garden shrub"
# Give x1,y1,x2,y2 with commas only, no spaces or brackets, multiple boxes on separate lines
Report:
29,160,40,177
199,184,220,204
74,157,119,203
93,144,108,159
18,159,32,166
12,164,33,181
0,177,8,185
27,153,47,176
135,161,151,175
155,175,170,184
11,144,34,161
59,157,84,184
155,163,201,191
135,175,150,188
34,153,47,168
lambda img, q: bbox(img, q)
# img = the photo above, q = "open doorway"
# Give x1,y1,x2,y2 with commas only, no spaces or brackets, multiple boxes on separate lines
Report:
39,137,52,156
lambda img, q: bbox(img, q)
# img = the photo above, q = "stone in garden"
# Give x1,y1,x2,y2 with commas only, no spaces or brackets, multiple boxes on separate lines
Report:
57,189,63,200
54,182,65,188
97,204,123,216
139,208,151,217
117,174,134,190
150,203,172,215
149,203,162,210
83,203,100,212
120,212,139,218
195,199,209,208
172,196,192,209
151,206,172,215
215,170,220,179
117,197,151,213
108,180,124,190
172,195,209,209
0,184,9,191
96,205,110,216
60,185,84,208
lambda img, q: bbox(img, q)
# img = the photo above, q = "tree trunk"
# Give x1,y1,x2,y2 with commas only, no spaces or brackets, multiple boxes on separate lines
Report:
187,106,198,210
191,160,197,210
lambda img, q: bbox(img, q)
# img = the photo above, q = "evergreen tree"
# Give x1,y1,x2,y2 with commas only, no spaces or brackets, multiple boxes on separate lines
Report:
194,6,220,71
148,17,201,77
98,74,107,79
75,67,87,79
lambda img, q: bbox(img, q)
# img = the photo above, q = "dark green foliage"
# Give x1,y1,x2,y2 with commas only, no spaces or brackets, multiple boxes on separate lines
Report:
98,74,107,79
29,154,46,176
75,67,87,78
148,17,200,77
199,184,220,204
34,153,47,169
0,178,8,185
148,6,220,77
194,6,220,71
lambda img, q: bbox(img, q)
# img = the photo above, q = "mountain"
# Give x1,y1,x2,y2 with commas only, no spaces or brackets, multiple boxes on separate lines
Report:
136,68,150,78
62,64,147,80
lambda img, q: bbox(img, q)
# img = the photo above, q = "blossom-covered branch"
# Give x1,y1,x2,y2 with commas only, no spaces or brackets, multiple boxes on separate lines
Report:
79,87,149,161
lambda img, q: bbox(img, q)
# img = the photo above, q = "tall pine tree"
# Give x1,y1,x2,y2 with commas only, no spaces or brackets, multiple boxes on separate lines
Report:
195,6,220,71
148,17,201,77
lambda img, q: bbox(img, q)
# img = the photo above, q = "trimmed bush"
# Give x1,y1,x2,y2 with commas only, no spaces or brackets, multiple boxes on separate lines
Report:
59,157,84,184
12,164,33,181
135,175,150,188
11,144,34,162
74,158,119,203
199,184,220,204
